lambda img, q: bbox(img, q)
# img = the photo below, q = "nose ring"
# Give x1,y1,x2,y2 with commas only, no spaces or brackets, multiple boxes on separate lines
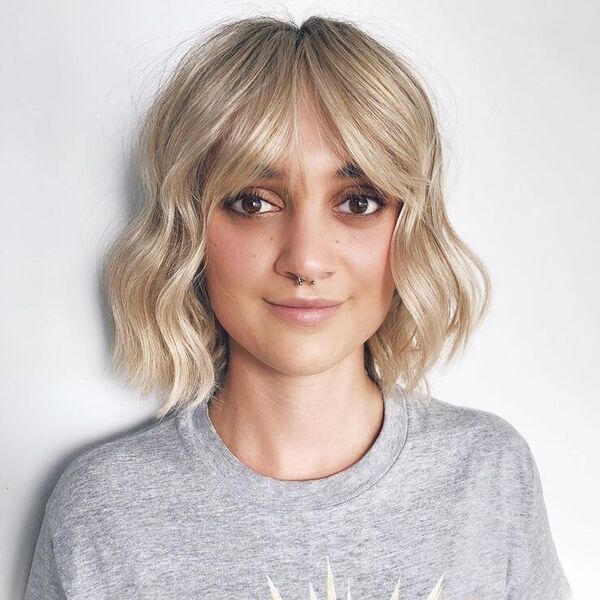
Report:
297,276,317,286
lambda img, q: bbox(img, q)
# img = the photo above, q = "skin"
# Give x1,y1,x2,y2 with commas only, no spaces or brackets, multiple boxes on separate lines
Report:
204,99,402,481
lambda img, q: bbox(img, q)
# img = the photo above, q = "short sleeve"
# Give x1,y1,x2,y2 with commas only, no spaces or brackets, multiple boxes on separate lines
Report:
24,509,66,600
505,436,574,600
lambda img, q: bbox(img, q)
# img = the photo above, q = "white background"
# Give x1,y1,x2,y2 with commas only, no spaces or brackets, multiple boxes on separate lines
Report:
2,1,598,598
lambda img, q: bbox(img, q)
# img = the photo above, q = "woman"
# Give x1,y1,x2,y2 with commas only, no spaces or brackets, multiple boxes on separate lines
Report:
25,15,573,600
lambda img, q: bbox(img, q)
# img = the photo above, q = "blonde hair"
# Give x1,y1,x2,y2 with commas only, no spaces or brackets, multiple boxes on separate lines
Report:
103,15,492,421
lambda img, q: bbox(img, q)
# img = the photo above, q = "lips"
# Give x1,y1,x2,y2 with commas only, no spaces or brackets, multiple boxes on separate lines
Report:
265,299,343,326
265,298,342,308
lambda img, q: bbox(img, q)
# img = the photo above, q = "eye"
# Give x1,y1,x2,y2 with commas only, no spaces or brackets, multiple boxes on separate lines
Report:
222,187,391,220
337,190,390,218
222,190,280,219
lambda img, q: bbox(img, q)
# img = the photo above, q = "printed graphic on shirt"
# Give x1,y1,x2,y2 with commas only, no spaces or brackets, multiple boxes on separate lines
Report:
265,555,445,599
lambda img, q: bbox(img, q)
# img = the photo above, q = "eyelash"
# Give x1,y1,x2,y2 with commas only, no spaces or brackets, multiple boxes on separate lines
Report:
222,188,391,220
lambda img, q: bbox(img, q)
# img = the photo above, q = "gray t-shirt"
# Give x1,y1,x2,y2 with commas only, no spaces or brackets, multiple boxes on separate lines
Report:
24,383,573,599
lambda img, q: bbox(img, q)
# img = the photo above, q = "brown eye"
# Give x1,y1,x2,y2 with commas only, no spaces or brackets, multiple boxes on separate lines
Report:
222,187,390,220
337,192,389,217
223,191,279,218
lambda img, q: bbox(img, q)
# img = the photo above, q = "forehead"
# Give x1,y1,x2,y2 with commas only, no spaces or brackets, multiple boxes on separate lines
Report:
256,92,370,188
257,162,367,181
251,160,374,195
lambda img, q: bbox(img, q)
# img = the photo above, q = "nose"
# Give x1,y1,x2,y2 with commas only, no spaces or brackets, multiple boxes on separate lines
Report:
274,201,335,284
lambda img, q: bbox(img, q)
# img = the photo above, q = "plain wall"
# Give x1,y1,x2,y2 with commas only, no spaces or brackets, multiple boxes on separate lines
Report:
2,1,598,598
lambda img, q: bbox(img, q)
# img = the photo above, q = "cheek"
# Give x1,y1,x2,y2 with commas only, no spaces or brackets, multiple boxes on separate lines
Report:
205,218,263,291
349,227,396,297
204,223,249,335
353,240,390,278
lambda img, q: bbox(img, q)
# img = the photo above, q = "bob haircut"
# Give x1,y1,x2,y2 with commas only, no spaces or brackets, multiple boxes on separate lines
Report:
103,14,491,421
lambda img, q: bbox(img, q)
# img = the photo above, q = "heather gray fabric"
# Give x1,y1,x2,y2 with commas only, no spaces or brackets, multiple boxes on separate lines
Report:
24,383,573,599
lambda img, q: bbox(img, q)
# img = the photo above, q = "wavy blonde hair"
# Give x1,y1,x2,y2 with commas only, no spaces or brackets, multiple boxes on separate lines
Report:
103,14,491,421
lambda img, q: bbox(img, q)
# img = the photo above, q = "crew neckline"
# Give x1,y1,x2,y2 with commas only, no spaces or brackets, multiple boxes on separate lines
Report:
178,381,408,511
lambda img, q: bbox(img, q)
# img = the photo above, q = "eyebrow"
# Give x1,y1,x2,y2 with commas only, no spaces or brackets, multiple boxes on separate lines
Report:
257,162,366,180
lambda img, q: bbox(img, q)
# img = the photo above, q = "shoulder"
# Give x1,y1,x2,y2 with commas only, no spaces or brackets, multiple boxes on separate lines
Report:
44,413,182,531
402,387,535,469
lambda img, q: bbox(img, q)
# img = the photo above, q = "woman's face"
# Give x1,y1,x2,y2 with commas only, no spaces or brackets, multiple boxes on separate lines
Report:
205,104,401,378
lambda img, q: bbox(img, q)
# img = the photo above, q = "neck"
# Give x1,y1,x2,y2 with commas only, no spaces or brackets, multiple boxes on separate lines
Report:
207,352,384,481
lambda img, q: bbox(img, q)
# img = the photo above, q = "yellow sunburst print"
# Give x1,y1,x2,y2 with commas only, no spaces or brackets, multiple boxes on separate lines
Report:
265,555,445,599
